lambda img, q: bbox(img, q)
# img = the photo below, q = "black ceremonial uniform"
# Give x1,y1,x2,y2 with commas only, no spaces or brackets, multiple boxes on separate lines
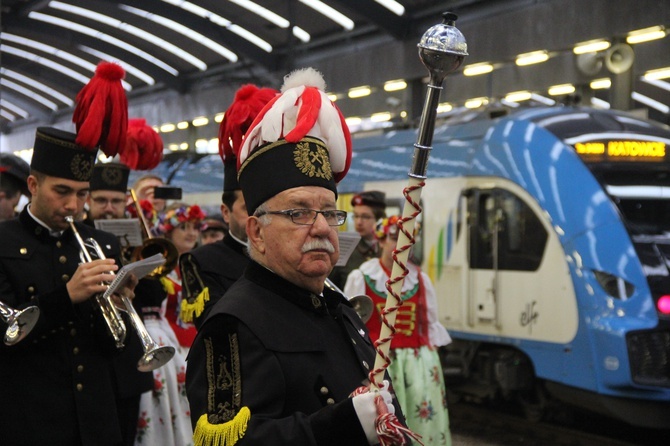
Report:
0,209,124,446
186,260,405,446
180,233,248,328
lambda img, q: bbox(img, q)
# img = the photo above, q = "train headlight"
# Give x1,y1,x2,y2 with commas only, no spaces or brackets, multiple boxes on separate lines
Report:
593,270,635,299
658,295,670,314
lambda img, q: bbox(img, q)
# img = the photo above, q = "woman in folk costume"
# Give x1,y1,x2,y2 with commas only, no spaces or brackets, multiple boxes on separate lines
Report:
344,215,453,446
122,120,195,446
153,202,206,351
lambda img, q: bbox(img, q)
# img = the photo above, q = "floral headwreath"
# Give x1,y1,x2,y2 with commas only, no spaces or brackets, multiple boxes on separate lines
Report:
153,204,206,236
375,215,401,240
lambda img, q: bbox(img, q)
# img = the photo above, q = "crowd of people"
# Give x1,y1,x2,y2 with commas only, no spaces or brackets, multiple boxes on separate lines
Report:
0,63,452,446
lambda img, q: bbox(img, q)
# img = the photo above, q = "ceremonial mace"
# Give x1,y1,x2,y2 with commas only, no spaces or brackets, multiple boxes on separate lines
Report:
367,12,467,446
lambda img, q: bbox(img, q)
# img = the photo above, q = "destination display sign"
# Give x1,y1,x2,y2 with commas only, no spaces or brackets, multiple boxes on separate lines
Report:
574,139,667,162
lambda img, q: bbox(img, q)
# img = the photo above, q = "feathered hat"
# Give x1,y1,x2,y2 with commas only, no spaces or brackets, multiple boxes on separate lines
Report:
90,161,130,193
31,61,128,181
219,84,278,192
121,118,164,171
237,67,352,214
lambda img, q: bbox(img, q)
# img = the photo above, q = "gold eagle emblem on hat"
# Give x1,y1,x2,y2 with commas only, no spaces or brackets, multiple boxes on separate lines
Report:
293,141,332,180
102,166,123,185
70,153,94,181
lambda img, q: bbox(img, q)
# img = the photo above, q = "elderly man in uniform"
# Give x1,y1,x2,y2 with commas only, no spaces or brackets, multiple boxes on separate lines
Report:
179,84,277,328
0,153,31,221
186,68,406,446
0,128,138,446
85,162,154,446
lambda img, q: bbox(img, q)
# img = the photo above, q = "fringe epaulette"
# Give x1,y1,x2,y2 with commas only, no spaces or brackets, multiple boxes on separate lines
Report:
180,287,210,323
193,407,250,446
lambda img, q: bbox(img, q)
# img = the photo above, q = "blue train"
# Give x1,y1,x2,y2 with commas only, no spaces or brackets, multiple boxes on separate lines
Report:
336,104,670,428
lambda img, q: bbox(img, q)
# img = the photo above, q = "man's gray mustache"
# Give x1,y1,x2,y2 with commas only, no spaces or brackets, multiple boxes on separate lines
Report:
302,239,335,253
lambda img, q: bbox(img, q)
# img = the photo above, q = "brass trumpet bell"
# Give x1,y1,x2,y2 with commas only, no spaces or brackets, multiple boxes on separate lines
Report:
1,302,40,346
348,295,374,323
131,238,179,279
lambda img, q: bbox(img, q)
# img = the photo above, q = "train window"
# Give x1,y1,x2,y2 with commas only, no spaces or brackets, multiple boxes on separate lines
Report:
468,189,547,271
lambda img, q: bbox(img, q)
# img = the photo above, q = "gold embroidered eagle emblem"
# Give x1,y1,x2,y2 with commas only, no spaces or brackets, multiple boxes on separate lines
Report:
293,141,332,180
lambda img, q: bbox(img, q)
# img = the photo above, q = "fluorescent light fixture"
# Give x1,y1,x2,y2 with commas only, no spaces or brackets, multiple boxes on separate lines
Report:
516,50,549,66
376,0,405,16
180,142,190,150
463,62,493,76
465,97,487,108
573,39,611,54
214,113,225,123
0,109,16,121
2,44,96,87
345,117,362,126
299,0,354,31
0,99,29,118
78,45,155,85
384,80,407,92
120,5,239,59
229,0,289,27
327,93,338,102
49,2,208,69
192,116,209,127
641,77,670,92
348,86,371,98
529,93,556,106
632,92,670,114
505,91,532,102
436,103,452,113
177,121,190,130
644,67,670,80
1,68,74,105
590,78,611,89
195,138,210,153
400,111,407,118
168,143,180,151
371,112,391,122
627,26,666,44
0,78,58,110
548,84,575,96
590,97,610,109
160,123,176,133
29,12,179,76
292,27,311,43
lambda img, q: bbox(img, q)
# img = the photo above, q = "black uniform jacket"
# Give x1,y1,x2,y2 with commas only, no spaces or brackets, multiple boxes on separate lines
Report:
0,209,124,446
179,233,248,328
186,260,405,446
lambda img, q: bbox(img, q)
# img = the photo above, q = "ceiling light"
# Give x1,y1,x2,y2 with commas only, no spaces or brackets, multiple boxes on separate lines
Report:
179,142,190,150
0,109,16,121
0,99,29,118
29,12,179,75
505,91,532,102
463,62,493,76
573,39,611,54
327,93,338,102
436,103,452,113
632,92,670,114
299,0,354,30
644,67,670,80
548,84,575,96
1,68,74,105
214,113,225,123
627,26,666,44
384,80,407,92
375,0,405,16
529,93,556,106
590,78,611,89
177,121,190,130
641,77,670,92
168,143,180,151
516,50,549,66
345,117,362,126
192,116,209,127
2,44,96,87
465,97,488,108
348,86,371,98
371,112,391,122
160,123,176,133
0,78,58,110
590,97,610,109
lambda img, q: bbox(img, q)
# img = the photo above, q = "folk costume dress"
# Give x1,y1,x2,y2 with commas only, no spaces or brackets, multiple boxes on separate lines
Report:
134,278,194,446
344,258,453,446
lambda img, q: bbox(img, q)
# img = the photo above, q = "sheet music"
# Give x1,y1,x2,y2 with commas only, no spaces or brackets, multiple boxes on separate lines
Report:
103,253,165,299
336,232,362,267
94,219,144,248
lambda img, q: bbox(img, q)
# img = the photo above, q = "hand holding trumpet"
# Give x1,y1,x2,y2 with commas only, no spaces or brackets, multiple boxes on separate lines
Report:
66,258,120,303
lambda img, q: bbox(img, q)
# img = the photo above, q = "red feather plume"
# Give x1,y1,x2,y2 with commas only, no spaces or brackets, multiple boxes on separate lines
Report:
219,84,278,164
72,61,128,157
121,118,163,170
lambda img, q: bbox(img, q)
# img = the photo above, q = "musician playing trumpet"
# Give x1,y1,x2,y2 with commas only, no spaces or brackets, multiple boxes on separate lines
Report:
0,128,139,446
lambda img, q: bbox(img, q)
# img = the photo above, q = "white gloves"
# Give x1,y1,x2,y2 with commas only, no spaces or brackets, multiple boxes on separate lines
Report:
352,380,395,445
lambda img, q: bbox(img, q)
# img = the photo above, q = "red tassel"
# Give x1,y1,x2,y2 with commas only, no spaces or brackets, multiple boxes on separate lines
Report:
219,84,278,163
73,61,128,157
122,118,163,170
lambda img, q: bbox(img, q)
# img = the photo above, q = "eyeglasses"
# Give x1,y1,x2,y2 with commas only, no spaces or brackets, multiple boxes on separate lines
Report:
353,213,375,220
256,208,347,226
91,197,126,207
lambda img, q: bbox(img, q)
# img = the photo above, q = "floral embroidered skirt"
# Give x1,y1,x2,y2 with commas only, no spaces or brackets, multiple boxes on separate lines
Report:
135,318,193,446
388,346,451,446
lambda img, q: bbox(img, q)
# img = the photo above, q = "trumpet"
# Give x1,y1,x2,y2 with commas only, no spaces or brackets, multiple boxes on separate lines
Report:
66,216,175,371
325,278,374,323
1,301,39,346
128,188,179,278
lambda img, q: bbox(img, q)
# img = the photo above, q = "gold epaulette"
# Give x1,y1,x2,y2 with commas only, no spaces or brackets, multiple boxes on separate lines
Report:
193,407,250,446
180,287,210,323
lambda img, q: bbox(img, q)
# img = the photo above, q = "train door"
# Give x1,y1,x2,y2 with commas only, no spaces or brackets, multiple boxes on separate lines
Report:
465,186,548,330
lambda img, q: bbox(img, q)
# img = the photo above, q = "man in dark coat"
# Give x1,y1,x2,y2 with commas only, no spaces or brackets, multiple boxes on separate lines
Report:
186,69,406,446
0,127,138,446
